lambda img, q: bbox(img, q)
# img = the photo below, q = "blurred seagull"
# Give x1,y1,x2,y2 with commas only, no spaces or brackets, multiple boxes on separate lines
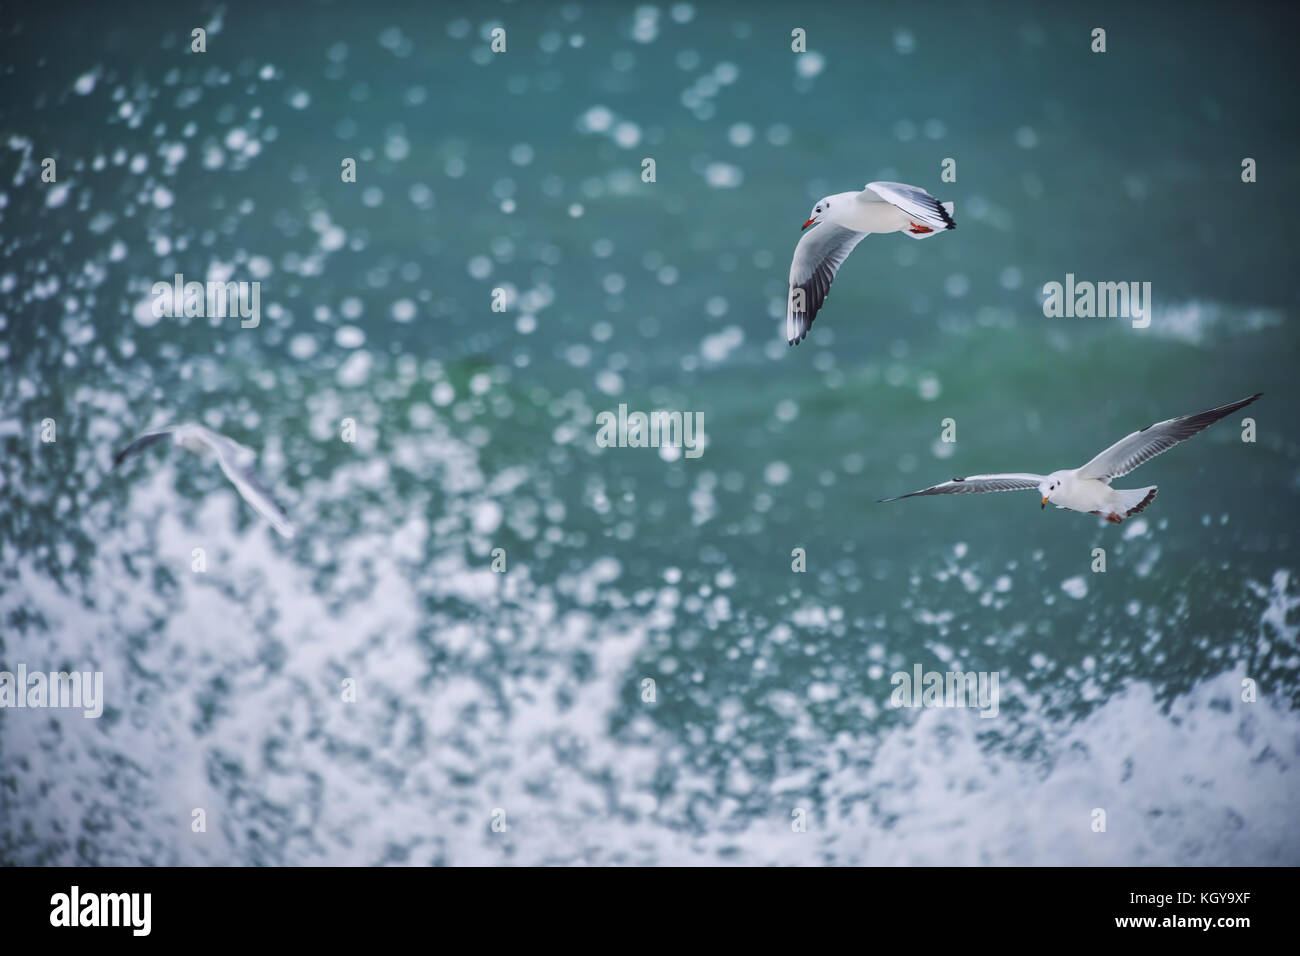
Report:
881,393,1262,524
113,423,296,538
786,181,955,345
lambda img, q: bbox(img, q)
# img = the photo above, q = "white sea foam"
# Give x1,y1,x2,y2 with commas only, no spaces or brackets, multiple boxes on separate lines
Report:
4,430,1296,865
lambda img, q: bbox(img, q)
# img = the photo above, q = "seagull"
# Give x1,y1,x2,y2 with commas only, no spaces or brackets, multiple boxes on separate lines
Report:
880,393,1262,524
113,423,296,538
786,181,955,345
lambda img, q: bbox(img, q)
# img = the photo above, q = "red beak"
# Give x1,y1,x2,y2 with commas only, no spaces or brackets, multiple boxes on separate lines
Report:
801,218,817,231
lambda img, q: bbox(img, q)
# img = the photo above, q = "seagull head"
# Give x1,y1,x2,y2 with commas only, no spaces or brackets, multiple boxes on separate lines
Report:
1039,473,1065,509
802,197,832,230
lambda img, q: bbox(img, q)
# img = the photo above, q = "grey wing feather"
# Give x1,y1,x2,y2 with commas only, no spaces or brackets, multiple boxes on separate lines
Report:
880,473,1045,502
1077,393,1262,481
208,435,296,539
187,424,252,464
786,224,867,345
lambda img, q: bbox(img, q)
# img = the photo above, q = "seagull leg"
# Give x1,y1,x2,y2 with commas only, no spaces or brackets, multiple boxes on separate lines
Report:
908,222,934,234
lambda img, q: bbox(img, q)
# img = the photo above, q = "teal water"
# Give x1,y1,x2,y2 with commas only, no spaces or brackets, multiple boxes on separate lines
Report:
1,1,1298,865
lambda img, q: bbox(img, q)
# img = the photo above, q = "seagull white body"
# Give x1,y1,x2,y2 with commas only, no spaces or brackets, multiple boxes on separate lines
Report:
881,394,1262,524
113,423,296,538
786,181,955,345
1034,471,1161,523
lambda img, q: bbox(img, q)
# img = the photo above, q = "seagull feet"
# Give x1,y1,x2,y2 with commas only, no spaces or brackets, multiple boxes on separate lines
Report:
907,222,934,234
1090,510,1126,524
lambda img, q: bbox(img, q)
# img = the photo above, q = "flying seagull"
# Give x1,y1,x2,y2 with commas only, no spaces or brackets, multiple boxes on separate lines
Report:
113,423,296,538
786,181,955,345
881,393,1262,524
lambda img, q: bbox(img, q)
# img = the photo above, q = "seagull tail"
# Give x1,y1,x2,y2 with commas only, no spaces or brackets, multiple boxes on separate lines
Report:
1116,485,1158,519
902,202,955,240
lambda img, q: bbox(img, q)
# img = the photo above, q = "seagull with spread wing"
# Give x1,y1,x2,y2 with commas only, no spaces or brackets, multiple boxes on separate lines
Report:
881,394,1262,524
113,423,296,538
786,181,955,345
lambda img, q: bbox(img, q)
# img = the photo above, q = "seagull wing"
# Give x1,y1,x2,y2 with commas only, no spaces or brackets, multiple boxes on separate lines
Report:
112,427,178,468
863,181,956,231
193,425,297,539
786,223,867,345
1076,393,1262,482
880,473,1045,502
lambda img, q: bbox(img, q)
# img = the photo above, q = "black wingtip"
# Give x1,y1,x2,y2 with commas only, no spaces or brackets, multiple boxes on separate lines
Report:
936,201,957,230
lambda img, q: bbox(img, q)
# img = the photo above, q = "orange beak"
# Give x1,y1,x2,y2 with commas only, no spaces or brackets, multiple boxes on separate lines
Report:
801,218,817,231
1041,497,1049,509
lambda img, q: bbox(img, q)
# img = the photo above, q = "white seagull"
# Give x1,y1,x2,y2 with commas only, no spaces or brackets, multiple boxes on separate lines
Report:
786,181,955,345
113,423,296,538
881,393,1262,524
